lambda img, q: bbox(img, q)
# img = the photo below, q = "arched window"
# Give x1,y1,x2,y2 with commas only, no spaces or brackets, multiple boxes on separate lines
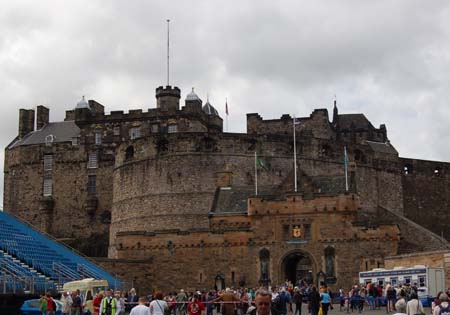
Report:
259,248,270,282
324,246,335,278
125,146,134,160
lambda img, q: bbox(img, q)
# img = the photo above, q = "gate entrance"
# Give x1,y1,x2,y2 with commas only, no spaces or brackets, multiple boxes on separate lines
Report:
281,252,314,285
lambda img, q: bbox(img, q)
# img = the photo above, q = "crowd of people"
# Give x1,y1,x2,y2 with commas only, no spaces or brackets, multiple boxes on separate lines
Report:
38,280,450,315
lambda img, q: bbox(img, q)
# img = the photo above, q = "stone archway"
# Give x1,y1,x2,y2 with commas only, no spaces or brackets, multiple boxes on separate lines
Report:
280,250,317,286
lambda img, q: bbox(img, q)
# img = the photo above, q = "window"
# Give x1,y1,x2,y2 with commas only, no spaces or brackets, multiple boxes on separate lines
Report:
113,126,121,136
129,127,141,140
95,131,102,145
45,134,54,146
125,146,134,160
403,164,413,175
231,271,235,284
259,248,270,282
43,176,53,196
419,276,426,287
88,152,98,169
87,175,96,194
151,124,159,133
168,124,178,133
72,137,79,146
43,155,53,171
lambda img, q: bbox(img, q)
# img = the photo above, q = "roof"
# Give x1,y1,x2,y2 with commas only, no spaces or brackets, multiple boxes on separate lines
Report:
211,186,274,214
9,121,80,148
203,102,219,116
366,141,398,155
337,114,374,130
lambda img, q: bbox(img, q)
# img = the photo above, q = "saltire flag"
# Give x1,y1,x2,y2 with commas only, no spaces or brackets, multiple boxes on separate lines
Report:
225,99,229,116
294,117,301,125
256,155,268,171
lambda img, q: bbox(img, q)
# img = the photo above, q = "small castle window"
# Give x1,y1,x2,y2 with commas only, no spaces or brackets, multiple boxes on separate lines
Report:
434,167,442,176
88,152,98,169
45,134,54,146
72,137,79,146
168,124,178,133
113,126,121,136
403,164,413,175
151,124,159,133
231,271,235,284
199,273,203,283
87,175,96,194
43,155,53,171
125,146,135,160
95,131,102,145
129,127,141,140
43,176,53,197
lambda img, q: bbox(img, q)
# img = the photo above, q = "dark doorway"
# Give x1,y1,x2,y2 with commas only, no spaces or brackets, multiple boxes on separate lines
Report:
282,252,314,285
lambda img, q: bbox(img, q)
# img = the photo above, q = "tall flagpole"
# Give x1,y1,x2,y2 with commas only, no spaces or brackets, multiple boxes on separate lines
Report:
254,151,258,195
166,19,170,86
293,117,297,192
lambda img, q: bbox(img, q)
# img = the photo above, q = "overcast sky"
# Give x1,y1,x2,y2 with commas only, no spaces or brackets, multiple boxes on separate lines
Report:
1,0,450,206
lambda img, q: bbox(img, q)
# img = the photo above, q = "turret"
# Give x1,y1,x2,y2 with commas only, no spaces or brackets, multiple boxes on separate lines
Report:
156,85,181,111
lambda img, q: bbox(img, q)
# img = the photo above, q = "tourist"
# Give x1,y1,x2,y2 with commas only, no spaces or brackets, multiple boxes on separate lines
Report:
308,287,321,315
393,297,407,315
61,292,73,315
115,291,126,314
127,288,140,313
39,295,47,315
150,292,168,315
386,284,397,313
274,288,290,315
188,293,205,315
241,289,251,315
130,297,151,315
433,293,450,315
45,292,57,315
319,288,331,315
292,287,303,315
247,288,280,315
93,291,104,315
72,290,83,315
405,292,424,315
213,288,240,315
100,289,121,315
176,289,188,315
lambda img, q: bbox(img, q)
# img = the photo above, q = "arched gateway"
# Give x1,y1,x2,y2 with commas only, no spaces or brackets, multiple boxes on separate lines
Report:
280,250,317,285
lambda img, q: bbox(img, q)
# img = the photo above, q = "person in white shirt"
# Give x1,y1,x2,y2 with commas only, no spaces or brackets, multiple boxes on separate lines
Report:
130,297,151,315
406,292,424,315
150,292,168,315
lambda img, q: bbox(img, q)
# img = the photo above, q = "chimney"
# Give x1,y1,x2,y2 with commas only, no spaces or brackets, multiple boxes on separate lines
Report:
36,105,49,130
18,109,35,138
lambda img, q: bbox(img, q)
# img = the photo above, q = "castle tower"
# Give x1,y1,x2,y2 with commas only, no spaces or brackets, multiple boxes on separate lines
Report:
155,85,181,111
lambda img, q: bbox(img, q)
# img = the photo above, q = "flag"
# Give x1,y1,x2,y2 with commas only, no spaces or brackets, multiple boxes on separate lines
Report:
293,117,301,125
344,147,349,168
256,155,268,171
225,99,229,116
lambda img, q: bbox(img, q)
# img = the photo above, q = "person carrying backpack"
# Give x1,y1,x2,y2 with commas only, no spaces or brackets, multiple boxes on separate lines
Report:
434,293,450,315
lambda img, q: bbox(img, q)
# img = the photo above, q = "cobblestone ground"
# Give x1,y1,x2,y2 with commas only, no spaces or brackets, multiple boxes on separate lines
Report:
285,304,433,315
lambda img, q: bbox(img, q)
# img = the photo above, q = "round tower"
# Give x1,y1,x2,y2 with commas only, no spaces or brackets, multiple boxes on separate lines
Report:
156,85,181,111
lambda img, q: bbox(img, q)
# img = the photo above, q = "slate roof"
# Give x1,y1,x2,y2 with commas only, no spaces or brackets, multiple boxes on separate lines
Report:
365,141,398,155
211,186,274,214
337,114,374,130
9,121,80,148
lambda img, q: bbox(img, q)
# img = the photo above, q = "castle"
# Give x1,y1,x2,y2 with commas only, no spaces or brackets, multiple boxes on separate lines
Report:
4,84,450,292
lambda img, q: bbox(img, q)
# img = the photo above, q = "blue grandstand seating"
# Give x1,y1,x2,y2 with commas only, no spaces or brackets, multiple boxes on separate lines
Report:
0,211,121,293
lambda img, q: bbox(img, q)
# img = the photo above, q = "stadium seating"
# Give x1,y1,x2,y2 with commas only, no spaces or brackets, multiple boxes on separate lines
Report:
0,211,121,293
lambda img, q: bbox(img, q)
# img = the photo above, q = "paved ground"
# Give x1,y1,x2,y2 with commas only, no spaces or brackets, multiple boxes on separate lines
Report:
294,304,432,315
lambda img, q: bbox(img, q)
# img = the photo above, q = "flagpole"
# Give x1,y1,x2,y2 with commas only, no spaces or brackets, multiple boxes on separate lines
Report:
293,116,297,192
344,146,349,192
254,151,258,195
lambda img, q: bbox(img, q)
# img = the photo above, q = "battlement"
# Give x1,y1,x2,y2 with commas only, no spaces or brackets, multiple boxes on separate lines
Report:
247,193,361,216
